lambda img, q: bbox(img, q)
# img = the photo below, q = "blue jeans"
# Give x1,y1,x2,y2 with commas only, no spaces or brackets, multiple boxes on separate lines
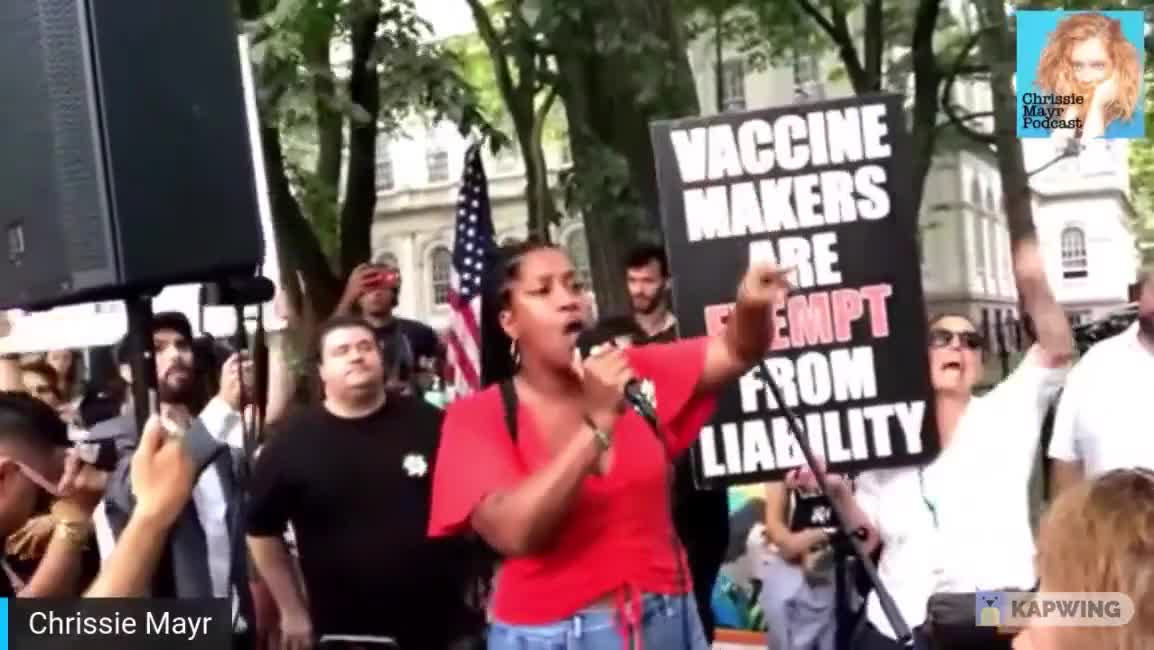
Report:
487,594,709,650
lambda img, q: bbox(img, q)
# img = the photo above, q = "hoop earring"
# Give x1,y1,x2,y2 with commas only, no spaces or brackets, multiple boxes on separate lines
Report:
509,339,521,369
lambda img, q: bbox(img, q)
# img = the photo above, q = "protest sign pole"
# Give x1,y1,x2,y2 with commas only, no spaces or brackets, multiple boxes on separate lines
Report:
762,374,915,648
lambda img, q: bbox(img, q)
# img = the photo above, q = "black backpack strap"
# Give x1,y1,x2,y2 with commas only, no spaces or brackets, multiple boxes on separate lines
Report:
499,379,518,442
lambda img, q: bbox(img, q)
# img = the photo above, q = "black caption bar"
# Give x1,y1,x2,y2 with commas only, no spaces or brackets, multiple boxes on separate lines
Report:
8,599,231,649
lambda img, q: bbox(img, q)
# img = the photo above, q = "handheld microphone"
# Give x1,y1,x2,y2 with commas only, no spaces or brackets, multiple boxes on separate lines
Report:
575,328,658,425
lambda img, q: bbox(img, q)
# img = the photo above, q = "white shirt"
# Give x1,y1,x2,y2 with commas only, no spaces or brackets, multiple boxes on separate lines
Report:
93,398,241,589
1047,324,1154,478
194,396,244,600
858,347,1068,639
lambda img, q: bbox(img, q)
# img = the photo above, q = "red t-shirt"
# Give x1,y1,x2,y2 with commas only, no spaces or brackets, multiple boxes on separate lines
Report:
427,337,718,625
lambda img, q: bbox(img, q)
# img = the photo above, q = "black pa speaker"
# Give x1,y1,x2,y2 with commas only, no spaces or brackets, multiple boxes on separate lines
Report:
0,0,263,311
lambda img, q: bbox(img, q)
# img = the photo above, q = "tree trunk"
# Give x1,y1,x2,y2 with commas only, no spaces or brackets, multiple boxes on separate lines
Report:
259,123,341,318
238,0,340,323
785,0,942,218
307,12,341,189
549,0,700,316
465,0,560,243
976,0,1036,242
908,0,943,214
337,0,382,277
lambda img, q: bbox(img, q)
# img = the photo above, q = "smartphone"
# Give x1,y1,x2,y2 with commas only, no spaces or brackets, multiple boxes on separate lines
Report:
363,267,399,291
362,270,386,290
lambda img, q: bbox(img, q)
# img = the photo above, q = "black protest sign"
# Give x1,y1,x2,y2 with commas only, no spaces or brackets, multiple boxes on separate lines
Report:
650,94,939,488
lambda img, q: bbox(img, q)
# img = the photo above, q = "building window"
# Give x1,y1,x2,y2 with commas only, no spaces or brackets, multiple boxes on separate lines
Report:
426,144,449,183
792,53,823,100
376,140,395,190
562,227,592,287
1060,226,1088,279
720,59,746,112
973,215,987,275
987,220,999,284
430,246,452,305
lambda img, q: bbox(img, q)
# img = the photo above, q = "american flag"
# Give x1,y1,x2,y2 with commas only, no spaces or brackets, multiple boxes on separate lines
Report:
445,144,495,398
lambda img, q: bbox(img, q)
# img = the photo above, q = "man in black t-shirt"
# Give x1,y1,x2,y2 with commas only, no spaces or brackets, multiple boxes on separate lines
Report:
582,243,730,643
246,316,484,649
334,263,443,396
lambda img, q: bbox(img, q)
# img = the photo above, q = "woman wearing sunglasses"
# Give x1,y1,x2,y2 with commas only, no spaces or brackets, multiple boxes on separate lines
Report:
790,237,1075,650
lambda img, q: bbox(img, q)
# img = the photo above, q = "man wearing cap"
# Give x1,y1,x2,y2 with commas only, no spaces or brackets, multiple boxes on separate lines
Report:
95,312,254,647
334,263,443,396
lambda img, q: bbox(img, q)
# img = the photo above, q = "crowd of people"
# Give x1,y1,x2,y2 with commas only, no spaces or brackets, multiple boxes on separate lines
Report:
0,235,1149,650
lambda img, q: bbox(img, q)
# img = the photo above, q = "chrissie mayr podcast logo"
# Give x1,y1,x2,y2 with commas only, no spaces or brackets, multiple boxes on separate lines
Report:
1016,10,1146,140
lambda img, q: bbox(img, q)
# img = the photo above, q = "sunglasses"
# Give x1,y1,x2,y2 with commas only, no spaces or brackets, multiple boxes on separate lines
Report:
928,328,984,350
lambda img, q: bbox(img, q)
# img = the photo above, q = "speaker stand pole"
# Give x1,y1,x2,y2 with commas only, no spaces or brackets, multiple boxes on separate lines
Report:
833,537,855,650
124,294,159,439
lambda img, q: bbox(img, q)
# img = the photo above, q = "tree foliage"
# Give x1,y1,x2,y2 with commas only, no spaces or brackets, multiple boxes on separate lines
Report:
464,0,701,314
238,0,496,326
689,0,959,225
461,0,563,241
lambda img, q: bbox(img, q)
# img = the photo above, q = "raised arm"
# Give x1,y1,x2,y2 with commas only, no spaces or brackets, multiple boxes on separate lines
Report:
86,414,196,597
697,263,790,396
1013,237,1075,368
1047,375,1085,497
264,335,296,426
332,264,371,318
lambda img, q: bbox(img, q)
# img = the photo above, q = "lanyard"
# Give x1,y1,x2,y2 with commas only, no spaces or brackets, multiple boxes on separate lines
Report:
917,468,940,529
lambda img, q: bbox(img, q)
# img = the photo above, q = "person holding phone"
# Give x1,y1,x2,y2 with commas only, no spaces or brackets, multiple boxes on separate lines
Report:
335,263,443,397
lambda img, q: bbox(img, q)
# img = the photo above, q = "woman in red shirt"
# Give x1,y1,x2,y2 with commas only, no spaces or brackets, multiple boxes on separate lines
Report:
428,241,786,649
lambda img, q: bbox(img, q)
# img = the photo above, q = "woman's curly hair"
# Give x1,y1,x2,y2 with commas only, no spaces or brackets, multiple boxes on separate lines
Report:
1034,12,1142,127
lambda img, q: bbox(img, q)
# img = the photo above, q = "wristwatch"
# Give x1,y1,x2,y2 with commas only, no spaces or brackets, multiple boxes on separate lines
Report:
584,415,613,451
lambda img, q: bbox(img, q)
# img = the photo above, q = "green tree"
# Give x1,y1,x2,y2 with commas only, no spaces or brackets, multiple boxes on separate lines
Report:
462,1,562,241
550,1,702,315
238,0,495,325
974,0,1037,242
1127,84,1154,267
465,0,702,314
694,0,979,225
